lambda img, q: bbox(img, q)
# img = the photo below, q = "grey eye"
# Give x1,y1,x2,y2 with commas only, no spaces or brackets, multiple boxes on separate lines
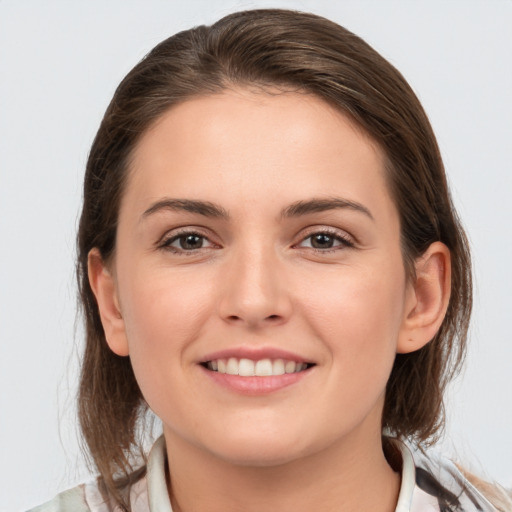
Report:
299,232,349,250
163,232,213,252
178,234,204,250
309,233,335,249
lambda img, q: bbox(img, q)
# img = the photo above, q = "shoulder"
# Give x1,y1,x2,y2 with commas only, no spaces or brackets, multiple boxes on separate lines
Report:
26,484,90,512
412,446,511,512
26,474,150,512
25,437,167,512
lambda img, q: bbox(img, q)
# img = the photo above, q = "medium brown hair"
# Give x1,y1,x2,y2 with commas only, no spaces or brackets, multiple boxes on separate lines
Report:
77,8,472,508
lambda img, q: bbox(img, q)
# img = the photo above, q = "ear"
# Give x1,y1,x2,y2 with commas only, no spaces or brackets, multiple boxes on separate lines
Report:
397,241,451,354
87,248,130,356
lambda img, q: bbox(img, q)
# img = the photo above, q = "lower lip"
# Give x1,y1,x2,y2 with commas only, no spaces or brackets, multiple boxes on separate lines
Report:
200,365,312,395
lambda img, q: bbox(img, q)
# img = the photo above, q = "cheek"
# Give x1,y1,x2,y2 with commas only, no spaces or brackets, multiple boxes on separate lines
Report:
121,268,213,344
300,262,406,378
116,274,213,428
117,269,215,398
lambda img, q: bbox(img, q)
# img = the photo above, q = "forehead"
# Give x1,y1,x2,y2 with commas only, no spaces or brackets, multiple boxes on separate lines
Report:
134,88,380,163
124,88,394,222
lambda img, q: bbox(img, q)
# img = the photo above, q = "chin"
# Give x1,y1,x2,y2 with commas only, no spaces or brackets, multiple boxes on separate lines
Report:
217,446,304,468
203,430,316,468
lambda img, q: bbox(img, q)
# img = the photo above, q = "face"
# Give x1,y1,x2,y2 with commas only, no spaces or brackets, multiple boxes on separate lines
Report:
102,89,416,466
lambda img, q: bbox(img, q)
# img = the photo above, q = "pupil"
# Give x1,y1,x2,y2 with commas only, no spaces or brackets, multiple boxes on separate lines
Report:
181,235,203,249
312,234,333,248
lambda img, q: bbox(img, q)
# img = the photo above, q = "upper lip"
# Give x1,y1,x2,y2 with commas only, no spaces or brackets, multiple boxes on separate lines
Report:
200,347,314,364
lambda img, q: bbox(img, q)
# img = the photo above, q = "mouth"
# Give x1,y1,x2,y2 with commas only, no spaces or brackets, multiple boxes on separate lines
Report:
201,358,315,377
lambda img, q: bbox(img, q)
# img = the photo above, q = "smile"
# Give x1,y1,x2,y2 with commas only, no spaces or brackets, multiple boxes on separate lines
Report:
203,358,314,377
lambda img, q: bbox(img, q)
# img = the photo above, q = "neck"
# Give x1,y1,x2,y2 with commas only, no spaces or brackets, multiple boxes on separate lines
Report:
163,423,400,512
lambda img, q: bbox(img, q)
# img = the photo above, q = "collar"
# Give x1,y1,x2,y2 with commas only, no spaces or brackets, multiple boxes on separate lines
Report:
147,435,173,512
395,440,419,512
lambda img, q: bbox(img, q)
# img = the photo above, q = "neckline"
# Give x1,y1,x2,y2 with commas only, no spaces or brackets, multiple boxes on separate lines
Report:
145,435,417,512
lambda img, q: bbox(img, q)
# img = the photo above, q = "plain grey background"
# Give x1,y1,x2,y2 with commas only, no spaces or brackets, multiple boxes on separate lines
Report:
1,1,511,510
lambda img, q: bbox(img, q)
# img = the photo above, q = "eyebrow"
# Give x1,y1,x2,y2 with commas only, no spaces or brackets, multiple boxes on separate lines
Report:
142,199,229,220
141,196,373,222
281,197,374,221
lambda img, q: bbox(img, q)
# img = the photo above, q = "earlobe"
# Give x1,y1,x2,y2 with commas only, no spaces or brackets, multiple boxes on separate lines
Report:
397,242,451,354
87,248,130,357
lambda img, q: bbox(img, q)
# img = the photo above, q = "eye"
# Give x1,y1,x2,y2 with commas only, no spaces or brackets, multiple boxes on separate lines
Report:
297,230,354,251
160,230,216,253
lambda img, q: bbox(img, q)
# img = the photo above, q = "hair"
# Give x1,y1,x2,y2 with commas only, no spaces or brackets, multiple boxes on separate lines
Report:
77,8,472,509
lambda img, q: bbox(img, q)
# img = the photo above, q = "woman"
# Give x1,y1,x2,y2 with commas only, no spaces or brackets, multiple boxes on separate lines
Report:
29,8,511,512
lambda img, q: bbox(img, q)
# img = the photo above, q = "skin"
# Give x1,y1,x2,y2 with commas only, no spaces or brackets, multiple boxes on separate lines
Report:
89,88,450,511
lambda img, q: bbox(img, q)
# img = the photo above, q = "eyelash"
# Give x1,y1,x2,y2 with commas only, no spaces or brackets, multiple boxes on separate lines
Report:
296,228,354,253
158,228,354,255
159,229,215,255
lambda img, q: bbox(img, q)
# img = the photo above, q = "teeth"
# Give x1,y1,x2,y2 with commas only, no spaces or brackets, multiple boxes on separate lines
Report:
255,359,273,376
226,357,238,375
239,358,255,376
206,358,309,376
285,360,296,373
272,359,285,375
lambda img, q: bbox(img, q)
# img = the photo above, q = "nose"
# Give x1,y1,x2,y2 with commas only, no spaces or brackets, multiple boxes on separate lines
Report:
218,244,292,329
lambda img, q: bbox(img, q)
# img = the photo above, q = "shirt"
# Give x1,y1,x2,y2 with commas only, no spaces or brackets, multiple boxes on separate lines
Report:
27,436,500,512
